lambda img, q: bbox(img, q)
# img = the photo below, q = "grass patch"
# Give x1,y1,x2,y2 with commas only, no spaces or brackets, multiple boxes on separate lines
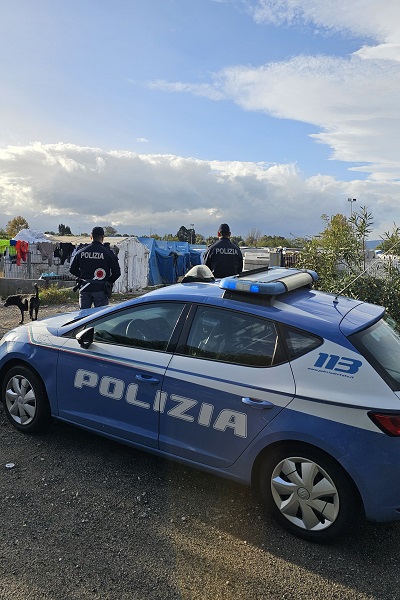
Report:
40,285,77,305
39,285,143,305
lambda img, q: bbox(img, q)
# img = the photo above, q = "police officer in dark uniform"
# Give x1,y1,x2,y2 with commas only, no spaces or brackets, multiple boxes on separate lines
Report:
70,226,121,308
204,223,243,278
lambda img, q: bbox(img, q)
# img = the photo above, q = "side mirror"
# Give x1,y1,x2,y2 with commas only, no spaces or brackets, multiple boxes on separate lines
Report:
76,327,94,349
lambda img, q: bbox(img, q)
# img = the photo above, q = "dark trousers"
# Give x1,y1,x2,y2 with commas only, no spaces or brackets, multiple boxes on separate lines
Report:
79,290,108,309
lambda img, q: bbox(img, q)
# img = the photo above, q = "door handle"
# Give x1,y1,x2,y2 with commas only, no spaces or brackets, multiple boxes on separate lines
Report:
135,374,160,384
242,397,274,409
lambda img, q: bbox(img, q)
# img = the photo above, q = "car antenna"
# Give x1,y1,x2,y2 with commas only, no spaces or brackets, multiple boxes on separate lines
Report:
333,237,400,304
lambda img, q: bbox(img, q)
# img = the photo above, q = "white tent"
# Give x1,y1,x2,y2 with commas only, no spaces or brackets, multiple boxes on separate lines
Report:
13,229,51,243
113,237,150,293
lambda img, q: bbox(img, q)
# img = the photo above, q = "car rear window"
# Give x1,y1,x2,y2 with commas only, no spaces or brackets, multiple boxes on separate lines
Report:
349,317,400,391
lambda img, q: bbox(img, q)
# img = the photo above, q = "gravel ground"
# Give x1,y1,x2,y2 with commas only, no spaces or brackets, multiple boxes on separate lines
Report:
1,301,400,599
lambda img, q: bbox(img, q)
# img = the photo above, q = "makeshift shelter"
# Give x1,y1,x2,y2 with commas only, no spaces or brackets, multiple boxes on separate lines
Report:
0,230,206,291
189,246,206,266
113,237,149,293
13,229,51,244
137,238,192,285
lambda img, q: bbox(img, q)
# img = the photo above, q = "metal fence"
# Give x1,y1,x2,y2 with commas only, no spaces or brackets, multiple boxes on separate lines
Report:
0,245,74,280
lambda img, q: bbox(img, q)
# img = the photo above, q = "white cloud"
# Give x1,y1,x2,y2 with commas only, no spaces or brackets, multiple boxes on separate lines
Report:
0,142,397,239
149,79,226,101
245,0,400,41
355,43,400,61
1,1,399,240
150,53,400,180
150,0,400,182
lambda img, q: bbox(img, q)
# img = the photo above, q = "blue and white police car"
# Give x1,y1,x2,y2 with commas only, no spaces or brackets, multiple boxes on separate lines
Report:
1,265,400,543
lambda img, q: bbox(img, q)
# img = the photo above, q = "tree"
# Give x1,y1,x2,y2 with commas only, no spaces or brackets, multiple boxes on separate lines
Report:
6,216,29,238
188,226,196,244
231,235,244,246
195,233,205,244
206,236,218,246
289,236,309,249
296,213,361,287
58,224,72,235
175,225,199,243
104,225,117,236
377,225,400,255
176,226,190,242
296,208,400,324
348,206,373,271
244,227,262,247
259,235,291,248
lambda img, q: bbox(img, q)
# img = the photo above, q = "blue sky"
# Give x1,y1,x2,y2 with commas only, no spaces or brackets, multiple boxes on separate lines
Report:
1,0,399,239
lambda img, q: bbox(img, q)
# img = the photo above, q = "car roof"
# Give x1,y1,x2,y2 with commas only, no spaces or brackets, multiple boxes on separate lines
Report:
140,268,384,338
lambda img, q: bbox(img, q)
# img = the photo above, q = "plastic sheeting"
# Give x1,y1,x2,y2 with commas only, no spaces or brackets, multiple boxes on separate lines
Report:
113,237,149,293
13,229,51,243
137,238,205,285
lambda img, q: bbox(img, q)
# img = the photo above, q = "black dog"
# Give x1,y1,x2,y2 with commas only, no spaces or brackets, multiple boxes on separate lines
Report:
4,284,40,324
29,283,40,321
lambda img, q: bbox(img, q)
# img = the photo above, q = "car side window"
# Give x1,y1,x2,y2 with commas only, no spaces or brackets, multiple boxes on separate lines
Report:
92,302,184,351
184,306,283,367
282,326,322,359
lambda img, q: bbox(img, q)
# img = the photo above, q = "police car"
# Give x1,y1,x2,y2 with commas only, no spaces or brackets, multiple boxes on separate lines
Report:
1,265,400,543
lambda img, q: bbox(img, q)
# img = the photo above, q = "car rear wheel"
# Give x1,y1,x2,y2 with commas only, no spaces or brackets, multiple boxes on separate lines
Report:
259,444,358,543
2,365,52,433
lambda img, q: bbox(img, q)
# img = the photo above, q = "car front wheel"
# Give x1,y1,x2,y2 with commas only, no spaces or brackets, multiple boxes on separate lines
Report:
259,444,358,543
2,365,52,433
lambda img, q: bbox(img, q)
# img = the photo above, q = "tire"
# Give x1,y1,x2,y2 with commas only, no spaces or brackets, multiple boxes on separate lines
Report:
1,365,52,433
259,444,358,543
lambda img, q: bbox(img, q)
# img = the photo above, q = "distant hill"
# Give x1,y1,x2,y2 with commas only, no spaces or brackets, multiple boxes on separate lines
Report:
366,240,381,249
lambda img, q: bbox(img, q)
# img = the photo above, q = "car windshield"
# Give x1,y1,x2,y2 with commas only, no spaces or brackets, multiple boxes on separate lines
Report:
349,317,400,390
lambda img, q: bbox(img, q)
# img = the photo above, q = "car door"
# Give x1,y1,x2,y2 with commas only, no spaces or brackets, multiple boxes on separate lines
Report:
56,302,185,447
159,305,296,467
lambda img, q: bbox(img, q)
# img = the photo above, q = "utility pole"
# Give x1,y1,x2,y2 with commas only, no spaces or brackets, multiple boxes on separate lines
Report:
348,198,356,217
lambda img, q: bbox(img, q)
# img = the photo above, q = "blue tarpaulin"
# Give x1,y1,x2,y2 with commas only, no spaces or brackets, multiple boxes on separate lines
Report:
138,238,205,285
189,248,205,266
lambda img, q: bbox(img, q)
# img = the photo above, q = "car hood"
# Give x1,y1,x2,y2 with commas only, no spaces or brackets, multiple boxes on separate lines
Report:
35,307,107,335
1,308,102,340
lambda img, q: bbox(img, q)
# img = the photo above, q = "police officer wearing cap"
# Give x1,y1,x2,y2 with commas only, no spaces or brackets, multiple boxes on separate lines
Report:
70,226,121,308
204,223,243,278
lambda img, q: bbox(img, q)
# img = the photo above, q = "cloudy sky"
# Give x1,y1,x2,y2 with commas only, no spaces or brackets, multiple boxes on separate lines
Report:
1,0,399,240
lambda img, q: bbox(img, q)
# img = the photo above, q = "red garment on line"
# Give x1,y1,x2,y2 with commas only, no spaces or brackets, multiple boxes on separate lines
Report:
15,240,29,266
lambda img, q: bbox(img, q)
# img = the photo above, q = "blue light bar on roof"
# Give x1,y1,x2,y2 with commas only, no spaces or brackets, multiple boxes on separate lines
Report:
219,268,318,296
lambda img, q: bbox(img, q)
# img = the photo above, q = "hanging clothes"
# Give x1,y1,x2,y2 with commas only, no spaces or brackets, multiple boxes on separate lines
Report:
59,242,75,264
37,241,55,266
0,239,10,255
15,240,29,266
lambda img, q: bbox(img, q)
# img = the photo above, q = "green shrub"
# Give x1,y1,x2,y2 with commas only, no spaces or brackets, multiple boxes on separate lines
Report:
40,285,77,305
297,208,400,323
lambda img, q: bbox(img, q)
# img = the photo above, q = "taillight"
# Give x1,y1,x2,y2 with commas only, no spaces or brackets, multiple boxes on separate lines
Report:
369,412,400,436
